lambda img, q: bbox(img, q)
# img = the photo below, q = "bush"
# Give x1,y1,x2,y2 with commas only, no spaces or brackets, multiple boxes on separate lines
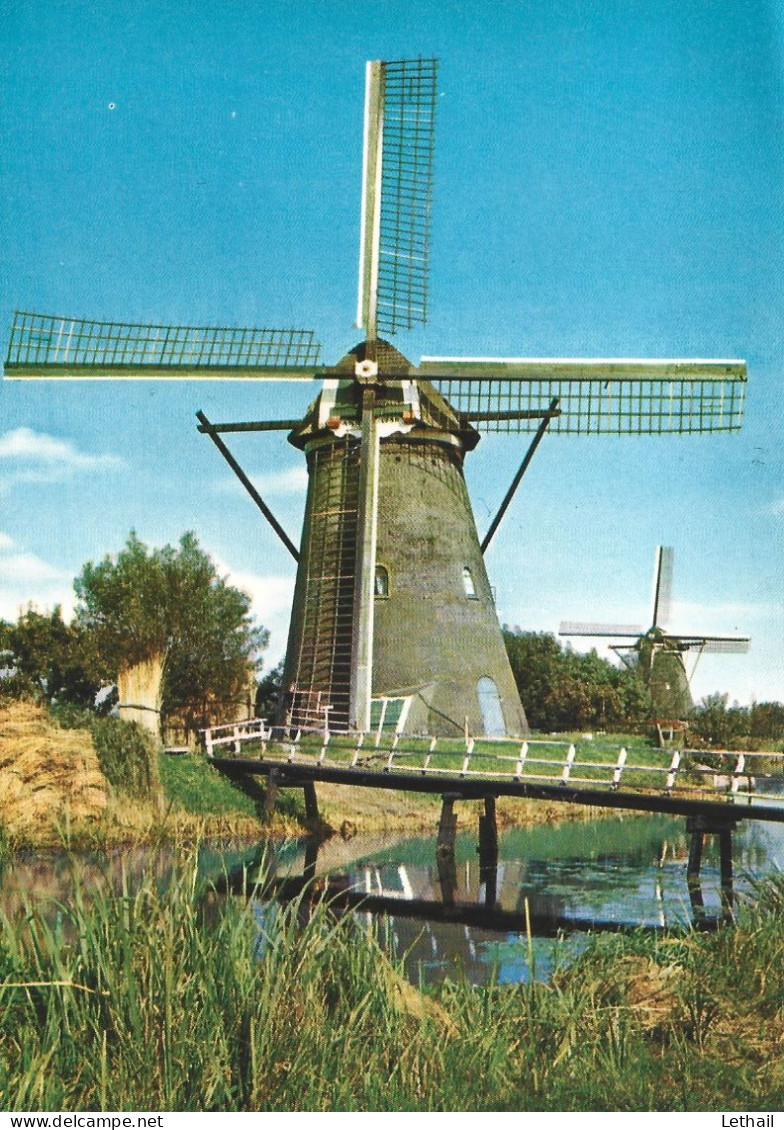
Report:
90,716,161,801
503,628,651,732
50,705,160,800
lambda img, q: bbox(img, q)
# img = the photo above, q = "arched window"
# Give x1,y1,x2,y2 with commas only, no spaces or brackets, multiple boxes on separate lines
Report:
374,564,390,598
462,566,477,598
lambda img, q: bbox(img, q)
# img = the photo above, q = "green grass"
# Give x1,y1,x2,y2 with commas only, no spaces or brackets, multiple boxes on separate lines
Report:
158,753,306,826
159,753,262,819
0,858,782,1111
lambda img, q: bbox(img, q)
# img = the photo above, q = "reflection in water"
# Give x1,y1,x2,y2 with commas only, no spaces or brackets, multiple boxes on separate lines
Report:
263,812,784,984
0,811,782,986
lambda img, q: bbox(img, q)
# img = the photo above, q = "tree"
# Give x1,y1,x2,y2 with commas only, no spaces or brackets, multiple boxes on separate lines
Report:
503,627,651,732
0,606,99,706
74,531,268,731
689,693,747,748
748,701,784,742
255,658,284,721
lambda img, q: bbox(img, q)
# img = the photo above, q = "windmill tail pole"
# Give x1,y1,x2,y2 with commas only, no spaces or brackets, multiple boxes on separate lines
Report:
481,397,559,554
196,410,300,562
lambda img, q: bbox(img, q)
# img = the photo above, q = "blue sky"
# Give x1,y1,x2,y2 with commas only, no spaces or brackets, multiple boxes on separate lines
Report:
1,0,782,704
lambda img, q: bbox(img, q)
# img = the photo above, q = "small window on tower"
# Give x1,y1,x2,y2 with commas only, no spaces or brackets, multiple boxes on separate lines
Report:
374,565,390,598
462,566,477,598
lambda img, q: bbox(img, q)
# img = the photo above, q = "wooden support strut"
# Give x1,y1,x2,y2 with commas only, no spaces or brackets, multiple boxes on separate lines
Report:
481,397,559,554
478,796,499,907
686,814,737,922
196,410,300,562
436,794,459,905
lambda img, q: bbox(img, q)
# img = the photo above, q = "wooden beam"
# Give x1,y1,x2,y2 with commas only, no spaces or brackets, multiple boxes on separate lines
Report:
197,410,300,562
196,419,304,433
418,357,747,382
4,363,321,380
481,397,559,554
349,388,380,732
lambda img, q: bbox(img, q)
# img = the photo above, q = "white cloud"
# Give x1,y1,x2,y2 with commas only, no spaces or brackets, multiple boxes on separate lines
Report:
0,534,75,622
0,552,64,584
0,427,126,488
213,464,308,497
217,564,296,664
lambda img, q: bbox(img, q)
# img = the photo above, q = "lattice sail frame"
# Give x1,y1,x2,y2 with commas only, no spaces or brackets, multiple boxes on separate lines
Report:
5,312,747,437
5,312,322,374
357,58,438,340
423,362,746,436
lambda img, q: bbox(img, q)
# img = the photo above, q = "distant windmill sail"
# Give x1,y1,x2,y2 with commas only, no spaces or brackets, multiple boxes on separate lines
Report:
2,58,750,740
652,546,674,627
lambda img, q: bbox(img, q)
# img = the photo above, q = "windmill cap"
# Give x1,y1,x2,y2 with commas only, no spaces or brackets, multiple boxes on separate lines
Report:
287,340,481,452
331,339,414,377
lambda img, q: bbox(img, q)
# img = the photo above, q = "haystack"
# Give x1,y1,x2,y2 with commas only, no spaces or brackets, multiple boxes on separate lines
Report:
117,655,163,737
0,701,108,837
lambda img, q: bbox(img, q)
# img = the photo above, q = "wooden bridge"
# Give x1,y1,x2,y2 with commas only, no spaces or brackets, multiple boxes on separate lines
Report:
204,719,784,922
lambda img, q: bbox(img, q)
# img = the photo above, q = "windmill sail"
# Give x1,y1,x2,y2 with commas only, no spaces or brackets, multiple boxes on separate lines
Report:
418,357,746,435
357,58,438,342
689,637,751,654
1,57,751,740
652,546,674,627
559,622,643,638
4,312,323,379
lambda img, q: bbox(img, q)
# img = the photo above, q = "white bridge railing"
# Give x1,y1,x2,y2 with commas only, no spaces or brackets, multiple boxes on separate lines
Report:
200,721,784,807
202,717,271,757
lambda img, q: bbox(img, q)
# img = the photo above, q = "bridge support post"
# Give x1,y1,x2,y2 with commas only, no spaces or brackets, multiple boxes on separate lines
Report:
303,782,320,823
478,796,498,862
718,827,734,915
686,823,705,917
263,768,280,822
436,794,459,905
686,814,737,923
303,837,319,882
478,796,499,907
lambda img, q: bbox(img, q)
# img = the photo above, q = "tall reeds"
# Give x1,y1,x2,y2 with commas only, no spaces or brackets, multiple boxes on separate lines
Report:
0,857,782,1112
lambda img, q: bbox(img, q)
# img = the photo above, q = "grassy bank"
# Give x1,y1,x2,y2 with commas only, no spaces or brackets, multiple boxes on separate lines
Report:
0,702,298,847
3,700,779,849
0,702,618,847
0,858,781,1111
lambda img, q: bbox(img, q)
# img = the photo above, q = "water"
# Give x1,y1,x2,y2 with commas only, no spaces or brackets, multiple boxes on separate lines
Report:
1,809,782,986
261,812,784,983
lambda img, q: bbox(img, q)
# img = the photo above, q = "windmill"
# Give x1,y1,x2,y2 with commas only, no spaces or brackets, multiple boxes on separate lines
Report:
559,546,751,720
3,58,747,739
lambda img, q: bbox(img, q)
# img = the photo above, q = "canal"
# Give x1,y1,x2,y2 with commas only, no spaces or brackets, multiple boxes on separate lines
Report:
2,806,782,985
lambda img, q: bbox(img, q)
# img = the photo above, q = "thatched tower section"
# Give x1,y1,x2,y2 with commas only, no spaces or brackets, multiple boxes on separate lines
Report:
117,655,164,737
638,632,693,719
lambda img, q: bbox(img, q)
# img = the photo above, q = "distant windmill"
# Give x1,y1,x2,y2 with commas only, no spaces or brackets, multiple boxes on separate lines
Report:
3,59,747,738
560,547,750,719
